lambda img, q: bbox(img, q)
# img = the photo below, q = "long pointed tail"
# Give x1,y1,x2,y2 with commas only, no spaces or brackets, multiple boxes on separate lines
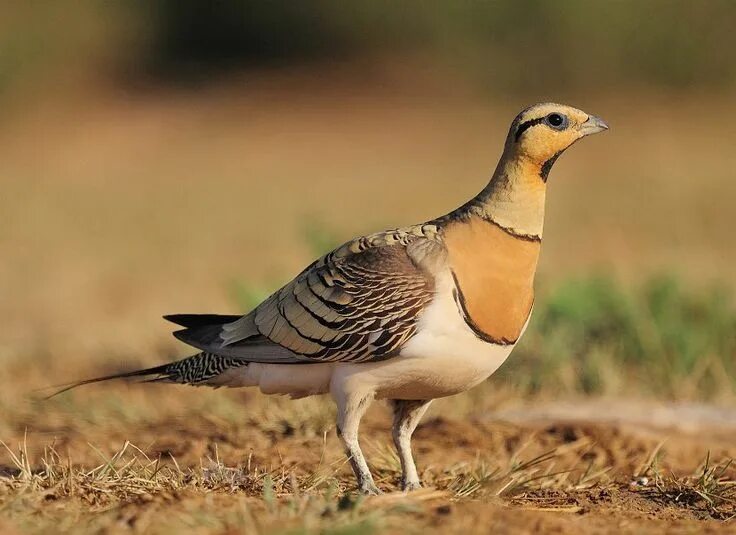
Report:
45,352,247,399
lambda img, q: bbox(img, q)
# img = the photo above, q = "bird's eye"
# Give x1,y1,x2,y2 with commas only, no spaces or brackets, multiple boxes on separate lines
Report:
545,113,568,130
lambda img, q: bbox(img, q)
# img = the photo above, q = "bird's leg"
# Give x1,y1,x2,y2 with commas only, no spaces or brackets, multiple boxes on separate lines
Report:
391,399,432,491
336,392,380,495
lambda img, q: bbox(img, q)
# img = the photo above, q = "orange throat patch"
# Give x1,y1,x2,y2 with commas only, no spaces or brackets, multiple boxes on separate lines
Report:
443,216,540,344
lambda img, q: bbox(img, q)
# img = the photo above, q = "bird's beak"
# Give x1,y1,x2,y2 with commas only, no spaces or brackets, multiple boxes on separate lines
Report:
579,115,609,136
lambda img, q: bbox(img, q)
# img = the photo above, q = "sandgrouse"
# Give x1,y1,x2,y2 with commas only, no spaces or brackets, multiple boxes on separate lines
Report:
57,103,608,494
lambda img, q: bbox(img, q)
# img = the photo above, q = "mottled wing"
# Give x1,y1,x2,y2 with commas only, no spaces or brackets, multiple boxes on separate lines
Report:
175,225,443,363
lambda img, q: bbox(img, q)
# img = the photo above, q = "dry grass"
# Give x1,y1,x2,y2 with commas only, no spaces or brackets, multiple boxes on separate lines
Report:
637,453,736,521
2,401,736,534
2,333,736,532
2,337,736,533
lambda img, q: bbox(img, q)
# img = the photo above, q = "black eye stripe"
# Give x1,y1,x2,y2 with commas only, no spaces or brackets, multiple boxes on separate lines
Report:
514,117,545,142
515,113,570,141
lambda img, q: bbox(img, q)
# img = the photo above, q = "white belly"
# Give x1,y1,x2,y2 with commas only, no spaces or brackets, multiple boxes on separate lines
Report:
213,272,529,401
213,361,335,399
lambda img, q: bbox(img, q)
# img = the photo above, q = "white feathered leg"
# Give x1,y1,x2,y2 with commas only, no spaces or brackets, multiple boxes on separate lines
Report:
391,399,432,491
335,392,380,495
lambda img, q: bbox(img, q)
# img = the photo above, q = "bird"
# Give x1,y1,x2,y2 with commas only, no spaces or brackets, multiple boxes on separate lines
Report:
54,103,608,494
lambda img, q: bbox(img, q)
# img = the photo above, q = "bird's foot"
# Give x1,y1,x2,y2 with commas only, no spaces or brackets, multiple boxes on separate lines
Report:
401,479,422,492
358,481,383,496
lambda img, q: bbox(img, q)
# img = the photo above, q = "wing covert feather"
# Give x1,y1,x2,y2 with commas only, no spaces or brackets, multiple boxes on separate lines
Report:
205,224,445,363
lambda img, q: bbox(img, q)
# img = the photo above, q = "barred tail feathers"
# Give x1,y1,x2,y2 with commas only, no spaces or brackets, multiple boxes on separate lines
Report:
46,353,248,398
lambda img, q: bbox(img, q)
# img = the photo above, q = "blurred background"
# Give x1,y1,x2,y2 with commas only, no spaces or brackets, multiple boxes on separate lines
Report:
1,1,735,401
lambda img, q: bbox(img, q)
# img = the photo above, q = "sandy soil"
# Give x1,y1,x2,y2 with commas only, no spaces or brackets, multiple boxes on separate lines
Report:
2,386,736,533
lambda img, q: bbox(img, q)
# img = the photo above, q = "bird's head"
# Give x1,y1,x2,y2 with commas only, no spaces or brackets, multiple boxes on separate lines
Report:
506,103,608,176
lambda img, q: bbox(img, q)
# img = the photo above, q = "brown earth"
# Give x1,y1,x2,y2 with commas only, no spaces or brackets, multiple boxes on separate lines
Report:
2,380,736,533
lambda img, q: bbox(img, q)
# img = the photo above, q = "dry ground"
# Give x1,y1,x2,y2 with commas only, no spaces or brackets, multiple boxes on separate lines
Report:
2,374,736,534
2,74,736,533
